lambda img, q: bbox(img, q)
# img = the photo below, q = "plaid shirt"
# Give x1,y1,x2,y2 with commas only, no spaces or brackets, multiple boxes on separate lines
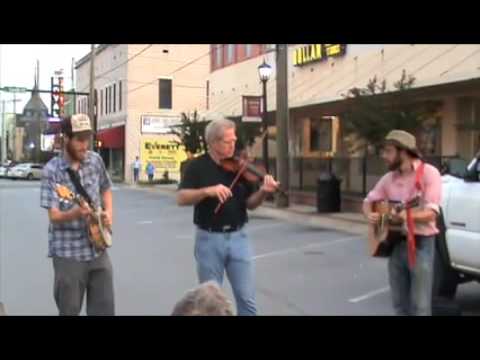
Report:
40,151,112,262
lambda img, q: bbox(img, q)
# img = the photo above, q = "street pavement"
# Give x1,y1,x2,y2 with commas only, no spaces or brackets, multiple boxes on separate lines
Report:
0,179,479,315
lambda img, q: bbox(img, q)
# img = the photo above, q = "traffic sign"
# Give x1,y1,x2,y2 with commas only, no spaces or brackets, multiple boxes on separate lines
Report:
1,86,27,93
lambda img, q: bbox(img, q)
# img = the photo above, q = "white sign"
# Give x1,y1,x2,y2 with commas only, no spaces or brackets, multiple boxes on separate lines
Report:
141,115,182,134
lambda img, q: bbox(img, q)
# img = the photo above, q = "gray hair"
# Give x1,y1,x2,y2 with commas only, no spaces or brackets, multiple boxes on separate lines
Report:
205,118,236,146
171,281,234,316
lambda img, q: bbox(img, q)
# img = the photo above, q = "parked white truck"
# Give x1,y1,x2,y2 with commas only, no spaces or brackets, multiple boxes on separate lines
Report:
434,153,480,300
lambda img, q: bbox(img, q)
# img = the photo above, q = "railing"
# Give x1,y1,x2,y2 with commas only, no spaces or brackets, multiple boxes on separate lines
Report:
261,156,468,197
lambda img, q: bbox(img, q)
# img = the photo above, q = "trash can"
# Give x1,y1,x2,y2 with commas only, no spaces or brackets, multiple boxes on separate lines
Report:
317,172,341,213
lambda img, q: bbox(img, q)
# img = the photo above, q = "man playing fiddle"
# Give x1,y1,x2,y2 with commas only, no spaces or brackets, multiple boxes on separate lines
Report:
176,118,279,316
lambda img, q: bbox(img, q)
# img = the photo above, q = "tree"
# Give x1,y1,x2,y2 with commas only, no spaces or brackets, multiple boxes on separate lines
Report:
342,70,442,154
169,110,209,155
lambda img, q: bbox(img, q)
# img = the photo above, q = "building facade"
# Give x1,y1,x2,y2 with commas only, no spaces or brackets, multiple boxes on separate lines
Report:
75,44,210,183
207,44,480,208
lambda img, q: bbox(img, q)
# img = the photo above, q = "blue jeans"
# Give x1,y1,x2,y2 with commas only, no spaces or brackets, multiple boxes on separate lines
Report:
194,227,256,316
133,168,139,183
388,235,435,316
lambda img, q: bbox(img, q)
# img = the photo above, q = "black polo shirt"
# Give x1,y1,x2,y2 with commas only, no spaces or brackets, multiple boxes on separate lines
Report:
179,153,257,228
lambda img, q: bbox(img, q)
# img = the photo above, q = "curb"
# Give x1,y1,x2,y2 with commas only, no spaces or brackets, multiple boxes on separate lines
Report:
128,185,367,236
0,303,5,316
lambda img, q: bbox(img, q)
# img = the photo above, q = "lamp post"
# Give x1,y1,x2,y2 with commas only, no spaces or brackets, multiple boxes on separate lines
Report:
258,60,272,173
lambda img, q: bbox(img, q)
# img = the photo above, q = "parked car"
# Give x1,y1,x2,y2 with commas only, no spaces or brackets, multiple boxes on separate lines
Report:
0,162,17,178
434,151,480,301
8,163,44,180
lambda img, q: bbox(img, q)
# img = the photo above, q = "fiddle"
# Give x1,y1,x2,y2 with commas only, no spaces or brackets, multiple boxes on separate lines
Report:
213,154,287,214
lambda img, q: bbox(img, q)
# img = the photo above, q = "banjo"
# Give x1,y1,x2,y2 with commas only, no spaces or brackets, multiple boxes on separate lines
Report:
55,184,113,251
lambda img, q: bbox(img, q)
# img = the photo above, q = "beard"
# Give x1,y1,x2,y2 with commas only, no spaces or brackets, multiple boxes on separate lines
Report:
387,155,402,171
66,141,85,162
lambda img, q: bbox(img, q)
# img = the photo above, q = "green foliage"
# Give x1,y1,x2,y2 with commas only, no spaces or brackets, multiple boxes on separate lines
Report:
170,111,209,154
342,70,441,153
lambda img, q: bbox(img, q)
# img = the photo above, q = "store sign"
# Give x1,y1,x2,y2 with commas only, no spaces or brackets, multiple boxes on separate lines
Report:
293,44,346,67
242,96,263,123
141,115,181,134
141,138,187,181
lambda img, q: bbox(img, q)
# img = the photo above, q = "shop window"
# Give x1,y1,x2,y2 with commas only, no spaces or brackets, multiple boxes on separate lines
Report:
159,78,172,109
113,84,116,113
310,117,333,152
119,81,122,111
100,89,103,116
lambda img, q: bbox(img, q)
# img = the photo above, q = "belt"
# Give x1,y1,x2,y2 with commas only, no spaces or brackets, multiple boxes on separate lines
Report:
198,224,243,233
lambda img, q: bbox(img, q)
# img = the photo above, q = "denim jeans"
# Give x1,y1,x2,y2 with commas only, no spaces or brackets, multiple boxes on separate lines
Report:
194,227,256,316
388,235,435,316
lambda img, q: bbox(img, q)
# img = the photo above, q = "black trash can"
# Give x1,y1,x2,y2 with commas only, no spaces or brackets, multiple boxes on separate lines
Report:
317,172,341,213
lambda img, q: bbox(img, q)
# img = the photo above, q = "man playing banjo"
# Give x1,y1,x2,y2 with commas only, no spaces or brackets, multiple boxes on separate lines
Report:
362,130,442,316
40,114,114,316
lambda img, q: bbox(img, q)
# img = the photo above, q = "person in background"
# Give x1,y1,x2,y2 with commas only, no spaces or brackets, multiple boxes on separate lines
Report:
133,156,141,184
146,161,155,183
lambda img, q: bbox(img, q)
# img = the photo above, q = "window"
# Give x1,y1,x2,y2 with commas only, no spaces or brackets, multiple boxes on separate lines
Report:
119,81,122,111
226,44,235,64
310,117,332,152
109,86,112,114
206,80,209,110
100,89,103,116
245,44,252,58
105,87,109,114
113,84,116,113
94,90,98,117
215,44,223,68
159,78,172,109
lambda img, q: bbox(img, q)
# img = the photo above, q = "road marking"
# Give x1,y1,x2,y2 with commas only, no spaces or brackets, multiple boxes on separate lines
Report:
137,220,153,225
348,286,390,303
252,235,362,260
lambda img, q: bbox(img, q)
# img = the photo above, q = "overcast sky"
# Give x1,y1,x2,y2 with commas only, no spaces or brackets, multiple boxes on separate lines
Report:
0,44,91,114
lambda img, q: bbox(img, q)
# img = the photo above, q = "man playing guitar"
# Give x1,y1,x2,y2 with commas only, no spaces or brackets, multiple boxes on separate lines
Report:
40,114,114,316
362,130,442,316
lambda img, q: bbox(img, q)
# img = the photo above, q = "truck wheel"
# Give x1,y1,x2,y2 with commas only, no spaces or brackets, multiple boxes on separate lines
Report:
433,212,459,300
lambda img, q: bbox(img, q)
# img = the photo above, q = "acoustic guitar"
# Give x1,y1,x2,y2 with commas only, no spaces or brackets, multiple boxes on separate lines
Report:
55,184,113,251
368,196,420,257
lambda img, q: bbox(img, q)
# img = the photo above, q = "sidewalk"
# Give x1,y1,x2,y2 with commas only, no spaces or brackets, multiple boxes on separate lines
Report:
128,184,368,236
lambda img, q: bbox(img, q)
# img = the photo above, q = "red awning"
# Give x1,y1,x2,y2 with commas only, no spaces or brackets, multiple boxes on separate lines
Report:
97,126,125,149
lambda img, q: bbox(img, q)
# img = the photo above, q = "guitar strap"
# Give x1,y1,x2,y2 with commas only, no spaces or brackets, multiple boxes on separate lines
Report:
66,168,94,209
406,161,425,269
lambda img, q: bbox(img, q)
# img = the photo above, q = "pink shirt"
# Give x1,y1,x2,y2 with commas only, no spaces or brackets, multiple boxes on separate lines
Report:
364,160,442,236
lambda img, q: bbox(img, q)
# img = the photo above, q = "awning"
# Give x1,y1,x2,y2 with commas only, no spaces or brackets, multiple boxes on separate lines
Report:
97,126,125,149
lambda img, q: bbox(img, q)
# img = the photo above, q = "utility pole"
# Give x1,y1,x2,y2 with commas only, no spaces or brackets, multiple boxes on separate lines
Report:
89,44,96,150
275,44,290,208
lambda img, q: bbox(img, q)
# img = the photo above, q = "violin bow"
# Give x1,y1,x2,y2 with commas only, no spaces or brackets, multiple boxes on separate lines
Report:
214,160,248,215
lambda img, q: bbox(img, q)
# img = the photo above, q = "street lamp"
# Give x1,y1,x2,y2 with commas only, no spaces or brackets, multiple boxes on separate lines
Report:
258,60,272,173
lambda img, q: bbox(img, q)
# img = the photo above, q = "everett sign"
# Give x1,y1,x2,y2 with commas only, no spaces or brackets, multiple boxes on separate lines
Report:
293,44,346,67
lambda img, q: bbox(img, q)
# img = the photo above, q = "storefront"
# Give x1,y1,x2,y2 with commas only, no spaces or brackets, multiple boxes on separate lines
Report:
97,125,125,182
